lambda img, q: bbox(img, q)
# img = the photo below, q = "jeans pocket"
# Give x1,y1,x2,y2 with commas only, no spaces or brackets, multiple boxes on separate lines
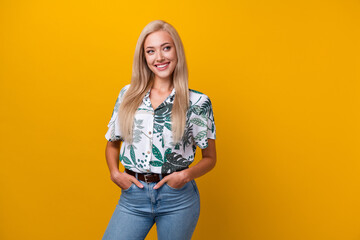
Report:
165,181,188,191
121,183,135,192
190,180,200,198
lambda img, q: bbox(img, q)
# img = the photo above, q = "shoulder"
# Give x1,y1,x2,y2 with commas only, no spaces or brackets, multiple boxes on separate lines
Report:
116,84,131,99
120,84,131,95
189,88,212,105
189,89,205,95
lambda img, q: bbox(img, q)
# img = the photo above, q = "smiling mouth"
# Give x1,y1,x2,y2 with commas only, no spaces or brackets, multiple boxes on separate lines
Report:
154,62,170,71
155,62,170,67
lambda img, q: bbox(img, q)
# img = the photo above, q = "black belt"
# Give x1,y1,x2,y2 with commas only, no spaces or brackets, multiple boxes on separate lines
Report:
125,168,188,183
125,169,169,183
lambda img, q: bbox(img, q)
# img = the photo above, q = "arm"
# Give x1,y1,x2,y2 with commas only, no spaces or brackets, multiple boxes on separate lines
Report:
105,141,144,189
182,139,217,182
153,139,217,189
105,141,121,175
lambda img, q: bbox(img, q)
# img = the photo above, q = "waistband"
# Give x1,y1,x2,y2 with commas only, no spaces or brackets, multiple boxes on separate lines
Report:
125,168,188,183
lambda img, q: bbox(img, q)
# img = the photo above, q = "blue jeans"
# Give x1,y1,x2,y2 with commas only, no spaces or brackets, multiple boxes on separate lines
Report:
102,176,201,240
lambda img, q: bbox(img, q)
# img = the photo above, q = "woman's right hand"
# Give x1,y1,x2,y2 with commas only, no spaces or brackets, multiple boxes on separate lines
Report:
110,171,144,190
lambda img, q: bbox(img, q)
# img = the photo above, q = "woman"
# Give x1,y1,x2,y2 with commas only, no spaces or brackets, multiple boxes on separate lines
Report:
102,20,217,240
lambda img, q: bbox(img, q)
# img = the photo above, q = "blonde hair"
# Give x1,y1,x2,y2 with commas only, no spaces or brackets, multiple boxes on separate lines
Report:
118,20,189,144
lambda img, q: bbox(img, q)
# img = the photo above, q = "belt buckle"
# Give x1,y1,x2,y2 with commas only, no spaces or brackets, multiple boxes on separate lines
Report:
143,174,152,183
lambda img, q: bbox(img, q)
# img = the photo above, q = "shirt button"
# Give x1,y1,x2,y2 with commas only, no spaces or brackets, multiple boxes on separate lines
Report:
147,169,150,172
149,131,152,134
147,151,150,154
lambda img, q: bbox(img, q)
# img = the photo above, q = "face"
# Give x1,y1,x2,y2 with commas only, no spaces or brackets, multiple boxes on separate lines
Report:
143,30,178,82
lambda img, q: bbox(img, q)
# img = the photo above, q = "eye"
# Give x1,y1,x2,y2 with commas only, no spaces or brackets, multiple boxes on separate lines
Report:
164,46,171,50
146,50,154,54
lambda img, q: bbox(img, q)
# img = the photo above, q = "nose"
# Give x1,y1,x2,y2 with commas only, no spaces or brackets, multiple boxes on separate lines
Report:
156,51,165,62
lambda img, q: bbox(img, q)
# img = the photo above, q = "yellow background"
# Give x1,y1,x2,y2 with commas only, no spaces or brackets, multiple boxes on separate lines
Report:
1,0,359,239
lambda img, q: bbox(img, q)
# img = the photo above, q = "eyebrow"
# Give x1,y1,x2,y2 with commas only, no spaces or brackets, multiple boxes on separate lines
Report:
145,42,171,49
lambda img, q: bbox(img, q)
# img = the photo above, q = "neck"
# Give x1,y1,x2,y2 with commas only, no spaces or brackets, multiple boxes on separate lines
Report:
152,76,174,91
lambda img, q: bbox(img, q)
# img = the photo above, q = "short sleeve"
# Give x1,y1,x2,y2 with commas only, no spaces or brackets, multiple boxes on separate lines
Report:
105,84,130,142
191,95,216,149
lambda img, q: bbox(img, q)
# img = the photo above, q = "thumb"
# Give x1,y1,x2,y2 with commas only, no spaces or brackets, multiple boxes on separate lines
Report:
131,177,144,188
153,177,167,189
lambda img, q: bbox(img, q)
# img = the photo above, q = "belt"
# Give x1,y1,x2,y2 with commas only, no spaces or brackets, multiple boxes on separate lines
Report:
125,169,170,183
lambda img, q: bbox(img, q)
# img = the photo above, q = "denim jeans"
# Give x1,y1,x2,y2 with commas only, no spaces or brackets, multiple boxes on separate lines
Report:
102,175,201,240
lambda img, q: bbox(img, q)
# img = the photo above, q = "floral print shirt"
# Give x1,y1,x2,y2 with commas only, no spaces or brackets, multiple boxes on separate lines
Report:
105,84,216,174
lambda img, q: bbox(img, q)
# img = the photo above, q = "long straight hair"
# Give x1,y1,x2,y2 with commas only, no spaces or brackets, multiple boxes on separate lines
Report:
118,20,189,144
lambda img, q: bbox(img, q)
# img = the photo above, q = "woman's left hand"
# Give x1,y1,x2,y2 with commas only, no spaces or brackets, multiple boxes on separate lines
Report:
153,171,188,189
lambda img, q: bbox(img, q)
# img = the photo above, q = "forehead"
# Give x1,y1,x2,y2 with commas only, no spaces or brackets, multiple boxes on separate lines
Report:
144,30,174,47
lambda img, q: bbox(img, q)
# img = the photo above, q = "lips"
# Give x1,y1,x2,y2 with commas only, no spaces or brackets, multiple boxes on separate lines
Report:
155,62,170,67
154,62,170,71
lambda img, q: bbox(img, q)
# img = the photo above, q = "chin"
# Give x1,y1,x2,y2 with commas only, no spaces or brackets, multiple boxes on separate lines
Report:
156,75,172,80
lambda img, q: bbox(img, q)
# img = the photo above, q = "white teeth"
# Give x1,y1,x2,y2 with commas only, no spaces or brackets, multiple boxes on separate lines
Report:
156,63,169,68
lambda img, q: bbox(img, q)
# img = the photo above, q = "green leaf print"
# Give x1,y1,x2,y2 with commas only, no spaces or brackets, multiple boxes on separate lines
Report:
134,118,143,125
189,89,204,94
110,125,116,141
186,104,200,120
133,129,142,143
154,124,163,134
120,145,133,168
190,118,207,127
152,144,163,162
200,98,213,118
182,123,193,151
164,148,172,162
164,122,172,131
119,145,126,161
161,152,190,174
122,156,132,165
150,160,163,167
130,145,136,165
153,102,172,134
110,85,129,119
132,118,146,143
195,130,207,141
191,105,202,115
111,97,120,119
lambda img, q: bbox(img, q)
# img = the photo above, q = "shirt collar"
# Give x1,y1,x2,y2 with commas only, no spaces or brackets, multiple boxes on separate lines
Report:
143,87,176,109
